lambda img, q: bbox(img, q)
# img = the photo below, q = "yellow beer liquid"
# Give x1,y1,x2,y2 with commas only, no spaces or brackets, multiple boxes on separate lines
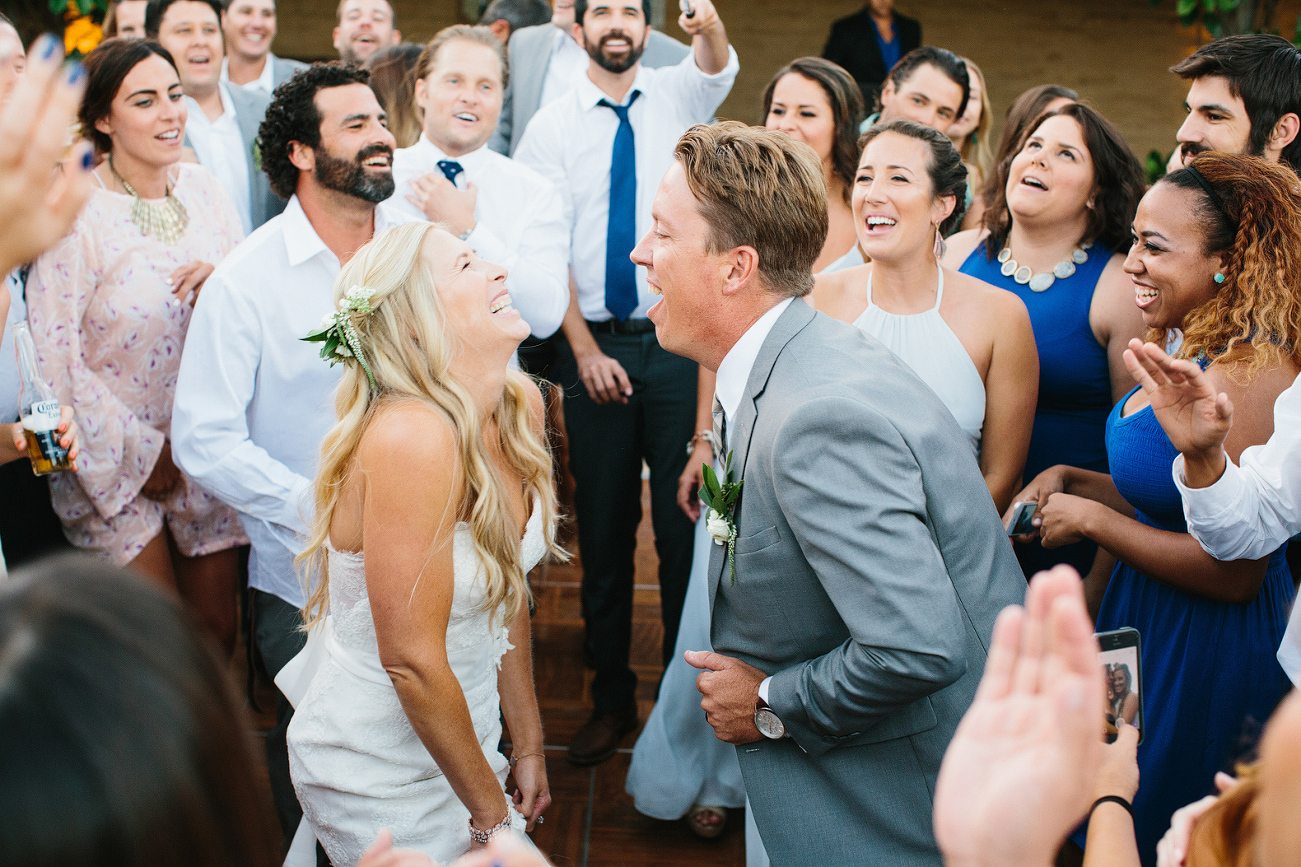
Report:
22,414,72,476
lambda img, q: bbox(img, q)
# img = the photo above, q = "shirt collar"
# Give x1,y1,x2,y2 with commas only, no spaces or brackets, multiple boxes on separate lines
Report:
412,132,491,174
219,56,275,92
714,297,794,422
575,64,651,111
280,195,406,269
184,82,236,127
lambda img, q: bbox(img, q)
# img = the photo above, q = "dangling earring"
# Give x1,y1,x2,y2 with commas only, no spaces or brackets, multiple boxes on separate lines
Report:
1214,273,1226,284
933,224,946,259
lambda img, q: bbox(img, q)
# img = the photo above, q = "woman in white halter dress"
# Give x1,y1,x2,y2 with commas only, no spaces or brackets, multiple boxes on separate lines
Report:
276,222,559,865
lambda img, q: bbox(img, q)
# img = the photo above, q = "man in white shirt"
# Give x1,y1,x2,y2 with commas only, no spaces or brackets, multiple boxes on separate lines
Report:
514,0,736,766
488,0,689,156
387,25,567,349
147,0,285,232
1125,339,1301,685
172,63,406,845
334,0,400,66
220,0,307,95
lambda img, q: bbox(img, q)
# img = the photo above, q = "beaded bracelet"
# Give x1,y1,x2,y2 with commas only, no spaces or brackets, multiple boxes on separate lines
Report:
468,811,513,845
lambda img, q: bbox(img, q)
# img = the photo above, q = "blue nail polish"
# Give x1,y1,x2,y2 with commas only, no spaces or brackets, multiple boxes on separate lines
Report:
66,63,86,85
39,34,59,59
81,149,94,171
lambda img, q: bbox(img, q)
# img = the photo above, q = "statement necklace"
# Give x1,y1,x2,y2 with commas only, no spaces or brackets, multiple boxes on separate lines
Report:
109,157,189,245
997,240,1092,292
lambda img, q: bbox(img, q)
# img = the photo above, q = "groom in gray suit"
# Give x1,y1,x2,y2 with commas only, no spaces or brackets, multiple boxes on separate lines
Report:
634,122,1026,865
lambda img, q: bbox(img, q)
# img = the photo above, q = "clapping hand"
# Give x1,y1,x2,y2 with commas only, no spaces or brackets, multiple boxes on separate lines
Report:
0,34,95,277
1123,338,1232,485
933,565,1104,867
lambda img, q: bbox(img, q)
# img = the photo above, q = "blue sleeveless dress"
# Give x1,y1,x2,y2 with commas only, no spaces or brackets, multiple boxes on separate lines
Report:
960,243,1114,577
1080,387,1293,866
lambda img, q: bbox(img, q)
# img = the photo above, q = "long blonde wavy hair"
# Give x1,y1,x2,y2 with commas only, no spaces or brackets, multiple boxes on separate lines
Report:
1151,152,1301,377
297,221,562,627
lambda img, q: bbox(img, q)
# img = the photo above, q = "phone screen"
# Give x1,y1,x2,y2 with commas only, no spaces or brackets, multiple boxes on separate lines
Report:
1007,501,1036,536
1096,627,1143,744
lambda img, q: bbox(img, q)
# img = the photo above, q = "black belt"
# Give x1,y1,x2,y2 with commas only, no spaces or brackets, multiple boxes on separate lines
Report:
585,317,656,335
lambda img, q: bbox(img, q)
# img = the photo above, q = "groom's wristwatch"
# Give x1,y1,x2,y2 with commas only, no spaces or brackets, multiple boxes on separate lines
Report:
754,697,787,740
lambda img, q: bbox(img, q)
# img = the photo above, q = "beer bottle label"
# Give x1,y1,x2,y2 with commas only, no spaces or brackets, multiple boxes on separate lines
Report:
29,428,70,466
30,400,60,427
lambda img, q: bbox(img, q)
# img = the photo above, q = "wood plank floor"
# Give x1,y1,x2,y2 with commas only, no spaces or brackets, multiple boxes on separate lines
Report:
244,480,745,866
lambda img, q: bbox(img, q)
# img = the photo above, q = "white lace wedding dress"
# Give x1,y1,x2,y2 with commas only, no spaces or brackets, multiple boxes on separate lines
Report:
276,499,545,866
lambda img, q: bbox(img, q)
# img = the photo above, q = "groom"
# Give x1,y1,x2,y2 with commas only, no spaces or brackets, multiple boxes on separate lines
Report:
635,121,1026,864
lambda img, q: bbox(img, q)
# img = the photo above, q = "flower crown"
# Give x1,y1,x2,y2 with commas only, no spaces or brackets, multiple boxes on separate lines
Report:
302,285,378,390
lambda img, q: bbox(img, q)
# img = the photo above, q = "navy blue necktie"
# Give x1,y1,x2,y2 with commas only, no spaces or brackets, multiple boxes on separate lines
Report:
436,159,464,186
598,91,641,322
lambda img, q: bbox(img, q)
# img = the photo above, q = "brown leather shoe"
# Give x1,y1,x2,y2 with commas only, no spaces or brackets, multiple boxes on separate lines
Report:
567,702,638,766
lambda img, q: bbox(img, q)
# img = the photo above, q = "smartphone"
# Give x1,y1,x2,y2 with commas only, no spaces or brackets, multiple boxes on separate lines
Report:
1096,627,1143,744
679,0,695,17
1006,501,1036,536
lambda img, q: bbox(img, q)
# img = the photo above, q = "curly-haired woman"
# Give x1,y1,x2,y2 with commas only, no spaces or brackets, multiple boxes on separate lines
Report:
1011,152,1298,863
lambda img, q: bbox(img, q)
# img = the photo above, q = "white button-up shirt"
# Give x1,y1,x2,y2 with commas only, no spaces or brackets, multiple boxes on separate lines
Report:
172,196,412,607
538,27,591,110
514,48,738,322
1173,372,1301,684
220,54,276,95
387,134,569,340
185,83,254,234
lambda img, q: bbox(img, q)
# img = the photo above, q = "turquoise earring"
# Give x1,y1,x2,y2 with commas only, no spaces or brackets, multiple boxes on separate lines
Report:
1214,273,1226,284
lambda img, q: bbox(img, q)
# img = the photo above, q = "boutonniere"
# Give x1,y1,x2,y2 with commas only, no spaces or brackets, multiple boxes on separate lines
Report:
700,450,743,585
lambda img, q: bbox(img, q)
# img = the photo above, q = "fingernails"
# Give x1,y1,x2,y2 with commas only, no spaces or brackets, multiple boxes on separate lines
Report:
38,34,59,60
65,62,85,85
81,149,94,171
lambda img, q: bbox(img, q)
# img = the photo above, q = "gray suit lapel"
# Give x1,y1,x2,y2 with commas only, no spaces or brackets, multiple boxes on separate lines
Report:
708,298,818,604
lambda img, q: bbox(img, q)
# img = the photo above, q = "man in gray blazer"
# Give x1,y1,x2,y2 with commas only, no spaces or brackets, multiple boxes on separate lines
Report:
221,0,308,95
635,122,1026,864
488,0,689,156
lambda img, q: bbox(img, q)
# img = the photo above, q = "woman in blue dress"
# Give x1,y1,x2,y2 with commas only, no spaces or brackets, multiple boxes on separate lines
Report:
943,103,1147,586
1011,152,1298,865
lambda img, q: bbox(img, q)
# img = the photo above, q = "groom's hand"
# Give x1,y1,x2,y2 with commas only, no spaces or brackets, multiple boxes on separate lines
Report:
685,650,765,744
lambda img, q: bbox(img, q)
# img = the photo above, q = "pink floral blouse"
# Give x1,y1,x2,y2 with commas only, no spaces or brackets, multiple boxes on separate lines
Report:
27,163,246,552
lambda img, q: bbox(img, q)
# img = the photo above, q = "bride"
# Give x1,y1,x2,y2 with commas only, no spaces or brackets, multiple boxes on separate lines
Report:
278,221,560,864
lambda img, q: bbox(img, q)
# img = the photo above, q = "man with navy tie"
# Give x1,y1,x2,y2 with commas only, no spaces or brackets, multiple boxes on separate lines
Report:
514,0,736,766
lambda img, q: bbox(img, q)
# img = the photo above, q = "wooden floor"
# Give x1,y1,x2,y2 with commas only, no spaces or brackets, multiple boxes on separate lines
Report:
244,481,746,866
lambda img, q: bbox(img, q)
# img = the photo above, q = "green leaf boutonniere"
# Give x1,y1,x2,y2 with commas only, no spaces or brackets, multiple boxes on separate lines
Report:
700,450,743,585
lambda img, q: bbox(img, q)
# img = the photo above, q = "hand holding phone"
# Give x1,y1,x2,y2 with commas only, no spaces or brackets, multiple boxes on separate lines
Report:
679,0,695,17
1096,627,1143,744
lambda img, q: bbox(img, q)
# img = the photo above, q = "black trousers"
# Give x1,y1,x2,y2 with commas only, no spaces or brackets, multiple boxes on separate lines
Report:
555,329,696,712
251,589,309,849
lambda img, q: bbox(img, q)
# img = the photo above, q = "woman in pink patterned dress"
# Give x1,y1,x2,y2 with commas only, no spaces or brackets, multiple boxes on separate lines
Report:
27,38,247,651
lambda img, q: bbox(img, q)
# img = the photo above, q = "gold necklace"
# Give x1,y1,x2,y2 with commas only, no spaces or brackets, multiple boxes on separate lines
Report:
109,157,189,245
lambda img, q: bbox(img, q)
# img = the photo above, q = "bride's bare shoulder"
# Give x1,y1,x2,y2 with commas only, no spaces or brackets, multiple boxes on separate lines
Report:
358,399,457,477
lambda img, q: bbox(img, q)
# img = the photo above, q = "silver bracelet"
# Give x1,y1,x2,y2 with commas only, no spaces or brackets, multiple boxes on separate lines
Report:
468,810,513,845
686,429,719,456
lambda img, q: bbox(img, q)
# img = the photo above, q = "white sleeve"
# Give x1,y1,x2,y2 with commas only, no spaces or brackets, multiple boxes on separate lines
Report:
469,176,569,339
171,270,313,536
656,44,740,123
1174,372,1301,561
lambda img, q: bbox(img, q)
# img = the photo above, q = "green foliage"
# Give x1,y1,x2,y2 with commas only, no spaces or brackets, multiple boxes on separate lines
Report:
1159,0,1301,45
48,0,108,16
1146,149,1170,185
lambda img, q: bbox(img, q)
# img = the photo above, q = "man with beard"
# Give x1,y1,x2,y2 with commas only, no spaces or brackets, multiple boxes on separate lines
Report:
1171,34,1301,174
334,0,400,66
514,0,736,766
171,63,412,851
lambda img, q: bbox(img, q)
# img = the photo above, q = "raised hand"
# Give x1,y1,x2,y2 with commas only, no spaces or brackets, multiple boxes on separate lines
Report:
0,34,95,277
933,565,1104,867
1123,339,1232,482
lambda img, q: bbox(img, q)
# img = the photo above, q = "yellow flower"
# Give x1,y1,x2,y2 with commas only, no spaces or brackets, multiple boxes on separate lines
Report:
64,16,103,56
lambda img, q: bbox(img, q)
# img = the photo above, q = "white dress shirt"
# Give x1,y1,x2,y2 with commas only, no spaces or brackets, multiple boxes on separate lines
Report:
538,27,591,110
185,83,254,234
1173,371,1301,684
514,47,739,321
0,270,26,422
220,54,275,95
387,134,569,340
172,196,412,607
711,295,793,705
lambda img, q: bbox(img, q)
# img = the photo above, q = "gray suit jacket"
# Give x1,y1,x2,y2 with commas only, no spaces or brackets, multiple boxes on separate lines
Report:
489,24,690,156
270,53,309,91
184,84,286,231
709,299,1025,866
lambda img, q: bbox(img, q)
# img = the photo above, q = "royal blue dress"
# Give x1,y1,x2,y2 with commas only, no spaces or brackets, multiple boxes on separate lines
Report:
1081,387,1293,866
960,243,1115,578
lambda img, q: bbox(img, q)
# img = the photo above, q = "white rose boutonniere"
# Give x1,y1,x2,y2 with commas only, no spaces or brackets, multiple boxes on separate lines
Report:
699,450,743,585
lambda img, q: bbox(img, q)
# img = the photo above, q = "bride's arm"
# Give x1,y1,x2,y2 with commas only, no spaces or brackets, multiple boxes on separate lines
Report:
361,405,510,837
498,603,550,830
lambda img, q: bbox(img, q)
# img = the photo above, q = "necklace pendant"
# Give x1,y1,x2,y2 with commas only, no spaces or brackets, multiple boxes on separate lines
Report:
1071,247,1089,264
1013,265,1032,285
997,247,1012,264
1028,272,1055,292
1052,260,1076,279
1000,260,1016,277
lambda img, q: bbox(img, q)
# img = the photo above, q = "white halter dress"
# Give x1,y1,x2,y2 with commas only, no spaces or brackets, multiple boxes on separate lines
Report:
851,265,986,454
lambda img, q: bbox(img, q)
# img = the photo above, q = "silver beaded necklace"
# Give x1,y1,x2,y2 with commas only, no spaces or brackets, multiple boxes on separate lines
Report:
996,240,1093,292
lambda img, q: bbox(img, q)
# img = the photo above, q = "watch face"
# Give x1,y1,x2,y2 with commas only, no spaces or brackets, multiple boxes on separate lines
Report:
755,707,785,740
